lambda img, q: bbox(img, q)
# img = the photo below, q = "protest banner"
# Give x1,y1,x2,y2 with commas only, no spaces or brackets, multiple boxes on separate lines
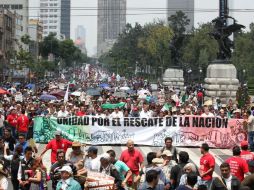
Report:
33,116,246,148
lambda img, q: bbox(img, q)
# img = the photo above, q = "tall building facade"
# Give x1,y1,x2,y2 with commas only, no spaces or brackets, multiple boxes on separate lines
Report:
167,0,194,31
75,25,87,54
40,0,70,39
0,0,29,43
97,0,126,57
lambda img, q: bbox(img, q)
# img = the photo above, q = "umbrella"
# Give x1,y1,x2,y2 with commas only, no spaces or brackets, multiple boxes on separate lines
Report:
99,83,110,88
138,89,151,96
86,88,101,96
50,89,66,97
25,83,35,89
39,94,57,101
126,89,136,95
120,87,130,91
113,91,127,98
0,88,9,95
71,91,81,96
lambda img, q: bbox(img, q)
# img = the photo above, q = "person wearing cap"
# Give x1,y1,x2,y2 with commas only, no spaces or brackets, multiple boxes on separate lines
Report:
130,107,140,117
240,141,254,162
6,108,18,138
161,150,177,180
218,109,227,119
100,153,123,190
56,165,81,190
40,131,72,164
84,146,101,172
139,152,170,190
67,142,85,166
157,137,178,163
233,109,241,119
50,150,77,190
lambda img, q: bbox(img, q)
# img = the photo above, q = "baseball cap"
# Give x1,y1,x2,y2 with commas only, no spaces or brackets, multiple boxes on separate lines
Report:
54,131,61,136
87,146,98,152
72,141,81,147
240,140,248,147
161,150,173,157
152,158,164,164
59,165,73,174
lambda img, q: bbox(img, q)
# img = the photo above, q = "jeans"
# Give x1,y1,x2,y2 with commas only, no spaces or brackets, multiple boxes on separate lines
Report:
248,131,254,151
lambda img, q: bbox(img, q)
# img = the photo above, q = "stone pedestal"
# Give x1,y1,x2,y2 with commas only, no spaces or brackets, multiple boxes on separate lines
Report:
162,68,184,90
204,60,239,102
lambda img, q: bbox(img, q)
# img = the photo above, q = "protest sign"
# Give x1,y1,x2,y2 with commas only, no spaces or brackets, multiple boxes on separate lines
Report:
33,116,246,148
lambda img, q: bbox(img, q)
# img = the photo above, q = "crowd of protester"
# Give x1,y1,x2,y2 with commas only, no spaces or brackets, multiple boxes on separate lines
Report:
0,65,253,190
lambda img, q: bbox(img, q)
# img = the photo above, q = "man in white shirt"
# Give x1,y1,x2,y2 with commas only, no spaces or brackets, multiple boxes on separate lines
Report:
201,106,214,117
247,110,254,152
140,107,153,118
110,108,123,119
210,162,240,190
57,105,69,118
84,146,101,172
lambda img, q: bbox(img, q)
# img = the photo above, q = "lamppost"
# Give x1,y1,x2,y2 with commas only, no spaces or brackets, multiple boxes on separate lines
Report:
199,68,203,83
243,69,246,85
187,69,192,85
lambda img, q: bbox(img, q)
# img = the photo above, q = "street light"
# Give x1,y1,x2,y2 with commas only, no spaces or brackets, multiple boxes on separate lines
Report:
199,68,203,83
187,69,192,85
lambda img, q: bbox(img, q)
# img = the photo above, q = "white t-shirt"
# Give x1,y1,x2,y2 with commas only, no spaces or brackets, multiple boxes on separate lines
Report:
110,111,123,119
248,115,254,131
57,110,69,118
140,110,152,118
0,176,8,190
223,175,232,190
85,156,101,172
201,112,214,117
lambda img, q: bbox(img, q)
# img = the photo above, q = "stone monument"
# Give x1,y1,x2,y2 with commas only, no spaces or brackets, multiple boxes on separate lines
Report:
163,68,184,90
204,0,245,102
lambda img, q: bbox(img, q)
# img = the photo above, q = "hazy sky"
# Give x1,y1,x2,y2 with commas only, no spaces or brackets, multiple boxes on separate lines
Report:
30,0,254,56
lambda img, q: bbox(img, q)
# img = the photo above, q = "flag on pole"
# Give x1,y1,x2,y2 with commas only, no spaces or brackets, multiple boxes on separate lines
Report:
64,83,69,103
61,73,65,80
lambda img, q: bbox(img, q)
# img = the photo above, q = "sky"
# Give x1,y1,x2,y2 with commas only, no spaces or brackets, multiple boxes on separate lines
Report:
30,0,254,56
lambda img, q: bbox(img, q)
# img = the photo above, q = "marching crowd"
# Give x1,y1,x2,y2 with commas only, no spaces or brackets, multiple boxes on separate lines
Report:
0,65,253,190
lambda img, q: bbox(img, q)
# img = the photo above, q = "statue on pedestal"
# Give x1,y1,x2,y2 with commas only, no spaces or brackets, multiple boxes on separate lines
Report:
209,0,245,60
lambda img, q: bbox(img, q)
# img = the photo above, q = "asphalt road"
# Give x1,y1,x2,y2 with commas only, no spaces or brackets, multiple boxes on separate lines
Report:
7,144,232,190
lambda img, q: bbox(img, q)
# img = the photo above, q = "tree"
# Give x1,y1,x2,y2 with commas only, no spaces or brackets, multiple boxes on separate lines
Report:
182,23,218,70
168,11,190,66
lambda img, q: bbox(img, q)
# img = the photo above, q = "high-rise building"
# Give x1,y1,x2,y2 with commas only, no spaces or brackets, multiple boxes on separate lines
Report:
0,0,29,43
40,0,70,39
167,0,194,31
75,25,87,54
97,0,126,57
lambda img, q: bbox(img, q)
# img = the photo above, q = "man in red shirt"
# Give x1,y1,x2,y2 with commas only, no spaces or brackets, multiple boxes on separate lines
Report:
6,108,18,138
76,106,86,116
120,139,144,189
226,145,250,181
40,131,72,164
199,143,215,188
240,140,254,162
17,109,29,138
